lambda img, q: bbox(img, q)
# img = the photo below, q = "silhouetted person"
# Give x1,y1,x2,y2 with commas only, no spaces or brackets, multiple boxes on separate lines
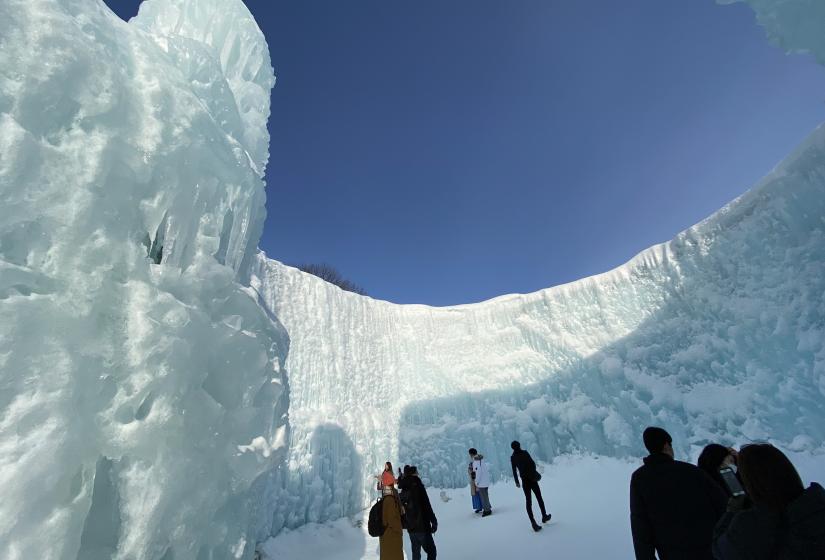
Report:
697,443,738,497
398,465,438,560
713,443,825,560
510,441,551,532
630,427,726,560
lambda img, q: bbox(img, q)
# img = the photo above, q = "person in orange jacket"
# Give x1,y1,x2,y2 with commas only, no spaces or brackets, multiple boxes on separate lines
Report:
376,461,396,491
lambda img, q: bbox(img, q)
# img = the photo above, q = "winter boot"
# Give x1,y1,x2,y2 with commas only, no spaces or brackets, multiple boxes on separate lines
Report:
532,522,542,532
541,513,552,523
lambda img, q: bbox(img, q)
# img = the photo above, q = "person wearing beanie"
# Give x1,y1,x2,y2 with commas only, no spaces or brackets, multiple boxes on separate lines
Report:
630,427,727,560
510,441,551,532
398,465,438,560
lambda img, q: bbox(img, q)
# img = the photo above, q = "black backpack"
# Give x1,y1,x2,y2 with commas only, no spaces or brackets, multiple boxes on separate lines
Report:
368,498,385,537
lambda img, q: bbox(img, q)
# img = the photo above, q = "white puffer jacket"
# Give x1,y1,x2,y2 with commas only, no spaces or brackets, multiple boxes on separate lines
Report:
472,455,491,488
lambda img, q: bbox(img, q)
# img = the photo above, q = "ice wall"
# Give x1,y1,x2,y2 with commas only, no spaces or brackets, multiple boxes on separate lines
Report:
0,1,287,559
252,122,825,529
723,0,825,63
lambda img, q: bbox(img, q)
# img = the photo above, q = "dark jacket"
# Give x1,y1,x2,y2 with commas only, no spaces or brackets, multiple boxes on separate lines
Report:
398,475,437,534
630,453,727,560
713,483,825,560
511,449,539,485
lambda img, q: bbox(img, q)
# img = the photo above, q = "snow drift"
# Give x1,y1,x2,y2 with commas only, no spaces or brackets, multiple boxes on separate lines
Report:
0,0,287,558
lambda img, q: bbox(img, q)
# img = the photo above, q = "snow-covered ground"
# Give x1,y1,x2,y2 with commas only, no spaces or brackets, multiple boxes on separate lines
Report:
260,451,825,559
2,0,825,558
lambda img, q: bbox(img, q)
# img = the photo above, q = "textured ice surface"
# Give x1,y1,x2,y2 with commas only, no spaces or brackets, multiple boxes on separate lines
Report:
0,1,286,559
723,0,825,63
252,4,825,532
2,0,825,555
252,122,825,530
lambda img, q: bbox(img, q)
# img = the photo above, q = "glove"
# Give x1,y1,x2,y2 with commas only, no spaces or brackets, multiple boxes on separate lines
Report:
431,521,438,534
515,481,521,489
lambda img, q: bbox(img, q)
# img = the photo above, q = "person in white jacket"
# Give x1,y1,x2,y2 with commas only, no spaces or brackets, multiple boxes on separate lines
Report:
469,448,492,517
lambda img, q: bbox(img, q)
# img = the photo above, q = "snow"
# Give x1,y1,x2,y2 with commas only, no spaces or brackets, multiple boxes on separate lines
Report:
260,452,825,560
0,0,286,559
261,456,639,560
251,119,825,532
1,0,824,558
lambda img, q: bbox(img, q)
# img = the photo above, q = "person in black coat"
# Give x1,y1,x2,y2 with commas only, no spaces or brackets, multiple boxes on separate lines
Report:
510,441,551,532
398,465,438,560
630,427,727,560
713,443,825,560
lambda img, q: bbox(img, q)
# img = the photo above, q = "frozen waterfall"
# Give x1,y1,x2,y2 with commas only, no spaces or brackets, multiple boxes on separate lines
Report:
1,0,824,557
251,123,825,531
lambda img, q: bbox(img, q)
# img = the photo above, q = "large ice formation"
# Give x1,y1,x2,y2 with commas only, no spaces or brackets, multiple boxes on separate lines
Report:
0,0,287,558
723,0,825,64
251,124,825,532
250,2,825,532
1,0,824,555
249,1,824,533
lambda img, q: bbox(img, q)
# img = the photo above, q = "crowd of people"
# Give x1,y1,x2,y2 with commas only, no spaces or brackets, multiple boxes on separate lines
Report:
631,426,825,559
369,427,825,560
370,441,554,559
371,462,438,560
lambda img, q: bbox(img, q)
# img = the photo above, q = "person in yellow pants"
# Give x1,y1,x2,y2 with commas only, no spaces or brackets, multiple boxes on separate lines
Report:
380,486,404,560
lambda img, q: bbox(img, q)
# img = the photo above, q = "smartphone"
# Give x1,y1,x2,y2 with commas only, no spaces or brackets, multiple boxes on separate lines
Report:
719,466,746,497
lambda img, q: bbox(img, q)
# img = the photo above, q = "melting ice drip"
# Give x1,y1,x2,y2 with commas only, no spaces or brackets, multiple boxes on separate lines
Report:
0,0,288,558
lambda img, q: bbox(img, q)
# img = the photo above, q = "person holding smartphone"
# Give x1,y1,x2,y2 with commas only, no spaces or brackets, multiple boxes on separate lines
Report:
713,444,825,560
698,444,740,497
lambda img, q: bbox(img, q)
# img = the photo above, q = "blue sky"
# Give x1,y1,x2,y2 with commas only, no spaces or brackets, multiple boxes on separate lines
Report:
107,0,825,305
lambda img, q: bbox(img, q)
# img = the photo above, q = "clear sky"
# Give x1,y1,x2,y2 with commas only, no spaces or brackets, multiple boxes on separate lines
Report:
107,0,825,306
